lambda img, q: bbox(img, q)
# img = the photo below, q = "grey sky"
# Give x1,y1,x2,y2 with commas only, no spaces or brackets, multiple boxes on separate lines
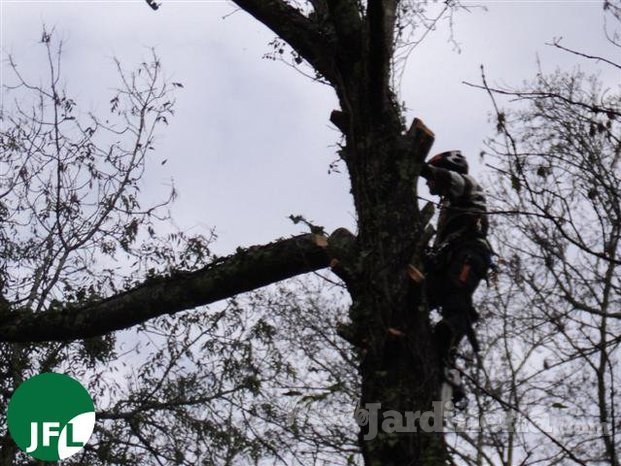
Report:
1,0,617,256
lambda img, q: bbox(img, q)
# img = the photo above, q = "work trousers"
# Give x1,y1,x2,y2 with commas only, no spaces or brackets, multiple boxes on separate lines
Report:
426,242,489,365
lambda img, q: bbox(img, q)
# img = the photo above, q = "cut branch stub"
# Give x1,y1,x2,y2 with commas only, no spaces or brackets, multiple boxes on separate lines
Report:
330,109,350,134
327,227,357,264
407,264,425,284
326,227,359,284
407,118,436,162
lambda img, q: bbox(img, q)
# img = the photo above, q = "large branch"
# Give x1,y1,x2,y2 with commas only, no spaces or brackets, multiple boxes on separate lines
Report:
232,0,337,82
327,0,363,65
367,0,397,114
0,234,331,343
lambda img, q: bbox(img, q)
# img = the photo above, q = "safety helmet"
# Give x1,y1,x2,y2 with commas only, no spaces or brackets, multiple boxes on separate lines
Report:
428,150,468,174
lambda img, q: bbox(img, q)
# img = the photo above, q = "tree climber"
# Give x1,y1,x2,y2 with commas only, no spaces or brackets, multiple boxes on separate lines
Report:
419,150,492,403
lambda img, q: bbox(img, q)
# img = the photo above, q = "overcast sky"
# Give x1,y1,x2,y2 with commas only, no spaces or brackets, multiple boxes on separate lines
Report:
1,0,618,256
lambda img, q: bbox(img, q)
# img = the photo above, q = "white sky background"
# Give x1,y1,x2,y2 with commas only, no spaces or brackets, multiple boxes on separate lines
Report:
0,0,618,257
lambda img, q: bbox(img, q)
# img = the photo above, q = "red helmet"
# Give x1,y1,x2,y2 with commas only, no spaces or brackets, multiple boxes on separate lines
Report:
428,150,468,174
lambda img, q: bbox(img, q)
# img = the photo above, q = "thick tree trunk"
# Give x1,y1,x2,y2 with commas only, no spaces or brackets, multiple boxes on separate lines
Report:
339,117,447,465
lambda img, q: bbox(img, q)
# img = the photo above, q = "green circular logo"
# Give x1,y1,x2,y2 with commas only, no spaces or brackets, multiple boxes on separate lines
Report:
7,373,96,461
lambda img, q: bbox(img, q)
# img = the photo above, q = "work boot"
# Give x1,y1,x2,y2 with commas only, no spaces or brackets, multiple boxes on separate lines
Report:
433,320,455,363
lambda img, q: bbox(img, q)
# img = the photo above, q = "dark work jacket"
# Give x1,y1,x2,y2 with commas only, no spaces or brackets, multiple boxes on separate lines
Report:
422,165,489,249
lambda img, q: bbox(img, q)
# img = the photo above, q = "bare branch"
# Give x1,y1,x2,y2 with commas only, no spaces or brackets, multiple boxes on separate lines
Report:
463,79,621,119
231,0,337,82
547,38,621,71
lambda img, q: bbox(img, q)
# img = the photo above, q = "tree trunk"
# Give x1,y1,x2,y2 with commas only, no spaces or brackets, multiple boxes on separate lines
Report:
315,6,448,453
338,113,447,464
